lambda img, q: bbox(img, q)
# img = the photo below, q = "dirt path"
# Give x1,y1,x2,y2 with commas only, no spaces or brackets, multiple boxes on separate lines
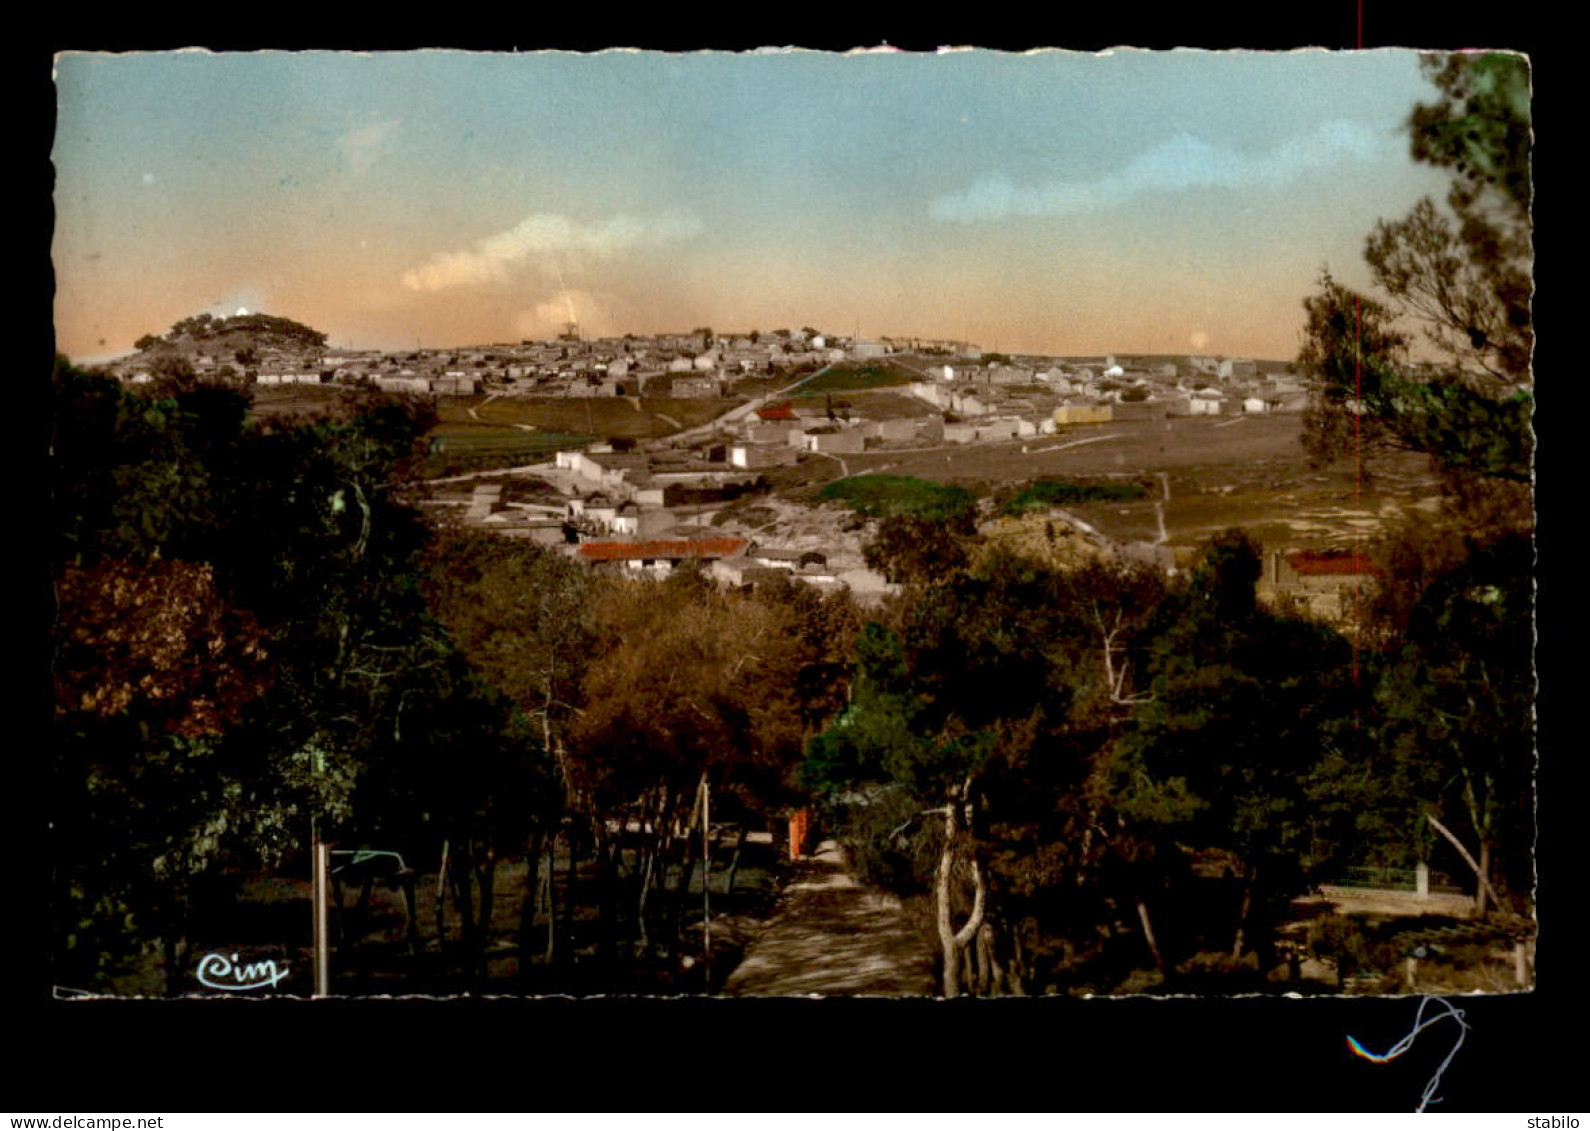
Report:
721,839,936,997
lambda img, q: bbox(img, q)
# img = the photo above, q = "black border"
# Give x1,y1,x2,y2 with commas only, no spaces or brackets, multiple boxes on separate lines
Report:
32,8,1573,1114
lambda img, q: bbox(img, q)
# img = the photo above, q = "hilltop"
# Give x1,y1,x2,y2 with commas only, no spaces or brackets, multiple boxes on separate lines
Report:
137,311,327,353
113,312,329,379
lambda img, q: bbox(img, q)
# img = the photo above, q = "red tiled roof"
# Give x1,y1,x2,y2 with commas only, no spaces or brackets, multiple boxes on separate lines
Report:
579,538,749,562
1289,550,1380,576
756,401,796,420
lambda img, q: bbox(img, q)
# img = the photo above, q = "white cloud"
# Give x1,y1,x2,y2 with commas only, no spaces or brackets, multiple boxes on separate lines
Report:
929,120,1389,222
512,289,613,339
340,119,402,177
402,212,703,293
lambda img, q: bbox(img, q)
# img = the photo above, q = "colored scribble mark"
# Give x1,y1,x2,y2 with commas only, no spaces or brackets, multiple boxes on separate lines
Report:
1346,995,1470,1111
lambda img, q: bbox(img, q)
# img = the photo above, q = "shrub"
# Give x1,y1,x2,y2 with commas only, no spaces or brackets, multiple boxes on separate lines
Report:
1000,478,1147,515
819,475,977,522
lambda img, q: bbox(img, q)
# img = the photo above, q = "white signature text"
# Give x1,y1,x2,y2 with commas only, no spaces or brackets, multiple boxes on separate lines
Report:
196,951,290,991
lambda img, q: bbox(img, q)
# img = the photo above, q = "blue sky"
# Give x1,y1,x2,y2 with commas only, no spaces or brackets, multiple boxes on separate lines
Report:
53,47,1458,361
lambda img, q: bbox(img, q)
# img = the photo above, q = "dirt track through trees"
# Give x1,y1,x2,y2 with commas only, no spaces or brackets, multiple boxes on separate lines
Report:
722,840,936,997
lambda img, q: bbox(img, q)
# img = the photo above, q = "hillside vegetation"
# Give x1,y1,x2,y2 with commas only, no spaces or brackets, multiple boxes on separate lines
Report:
818,474,977,520
135,311,328,355
999,477,1149,515
798,359,920,395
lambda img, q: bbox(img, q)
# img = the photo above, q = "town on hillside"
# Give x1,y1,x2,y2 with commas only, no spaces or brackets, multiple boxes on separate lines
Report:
57,267,1535,1008
114,314,1367,618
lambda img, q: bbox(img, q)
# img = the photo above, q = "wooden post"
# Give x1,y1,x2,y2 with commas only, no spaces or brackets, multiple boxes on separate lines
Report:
1404,955,1417,992
312,823,331,998
701,774,711,983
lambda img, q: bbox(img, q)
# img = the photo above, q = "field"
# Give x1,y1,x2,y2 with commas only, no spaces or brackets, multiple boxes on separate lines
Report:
834,413,1443,552
795,359,921,395
438,394,746,438
817,475,978,520
246,382,349,418
424,427,593,477
790,388,942,420
425,394,752,476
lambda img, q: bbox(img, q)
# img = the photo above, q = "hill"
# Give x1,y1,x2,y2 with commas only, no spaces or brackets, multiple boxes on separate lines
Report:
118,312,329,377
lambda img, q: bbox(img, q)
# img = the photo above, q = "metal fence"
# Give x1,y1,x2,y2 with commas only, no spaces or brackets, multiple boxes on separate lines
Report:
1333,865,1420,891
1328,864,1466,895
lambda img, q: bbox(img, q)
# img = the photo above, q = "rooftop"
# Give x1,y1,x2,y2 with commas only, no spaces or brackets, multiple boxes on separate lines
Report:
578,537,749,563
1288,550,1381,576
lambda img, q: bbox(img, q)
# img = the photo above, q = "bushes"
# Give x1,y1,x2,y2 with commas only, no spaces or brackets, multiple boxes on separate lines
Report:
999,478,1147,515
819,475,977,522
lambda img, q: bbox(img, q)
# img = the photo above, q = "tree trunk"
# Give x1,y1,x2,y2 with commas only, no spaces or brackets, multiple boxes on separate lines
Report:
595,827,619,961
433,839,449,954
1426,812,1502,916
559,827,578,958
448,841,479,980
541,837,557,963
1232,864,1256,960
937,804,960,997
701,778,712,982
665,775,709,955
936,779,986,998
517,828,545,976
162,930,187,997
635,784,670,953
474,848,497,980
976,923,1001,997
722,827,749,900
669,824,700,955
1136,895,1167,976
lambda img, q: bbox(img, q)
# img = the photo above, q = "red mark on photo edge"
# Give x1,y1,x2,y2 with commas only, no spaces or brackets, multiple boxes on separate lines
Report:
1352,294,1363,704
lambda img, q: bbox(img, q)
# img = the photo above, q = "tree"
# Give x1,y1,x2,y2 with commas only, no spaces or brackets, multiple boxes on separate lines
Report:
803,551,1168,996
802,619,997,996
1292,53,1535,936
1297,270,1412,469
1106,532,1358,966
1372,534,1534,915
1399,52,1531,385
1298,53,1532,487
51,361,454,990
567,571,834,960
1365,197,1527,387
863,512,978,588
424,529,588,968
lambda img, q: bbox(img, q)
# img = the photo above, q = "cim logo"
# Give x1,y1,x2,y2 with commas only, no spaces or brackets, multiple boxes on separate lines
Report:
195,950,291,992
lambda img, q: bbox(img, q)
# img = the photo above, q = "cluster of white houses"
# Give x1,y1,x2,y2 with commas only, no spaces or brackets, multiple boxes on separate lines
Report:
900,354,1308,443
119,328,896,398
118,329,1305,422
450,446,898,600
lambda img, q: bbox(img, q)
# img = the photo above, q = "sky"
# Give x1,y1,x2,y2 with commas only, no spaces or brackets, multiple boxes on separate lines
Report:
52,48,1460,364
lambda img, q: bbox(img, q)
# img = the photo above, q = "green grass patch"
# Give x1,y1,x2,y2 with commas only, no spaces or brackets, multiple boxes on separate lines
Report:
437,395,743,439
797,361,917,395
424,427,591,477
818,475,977,520
1000,477,1148,515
